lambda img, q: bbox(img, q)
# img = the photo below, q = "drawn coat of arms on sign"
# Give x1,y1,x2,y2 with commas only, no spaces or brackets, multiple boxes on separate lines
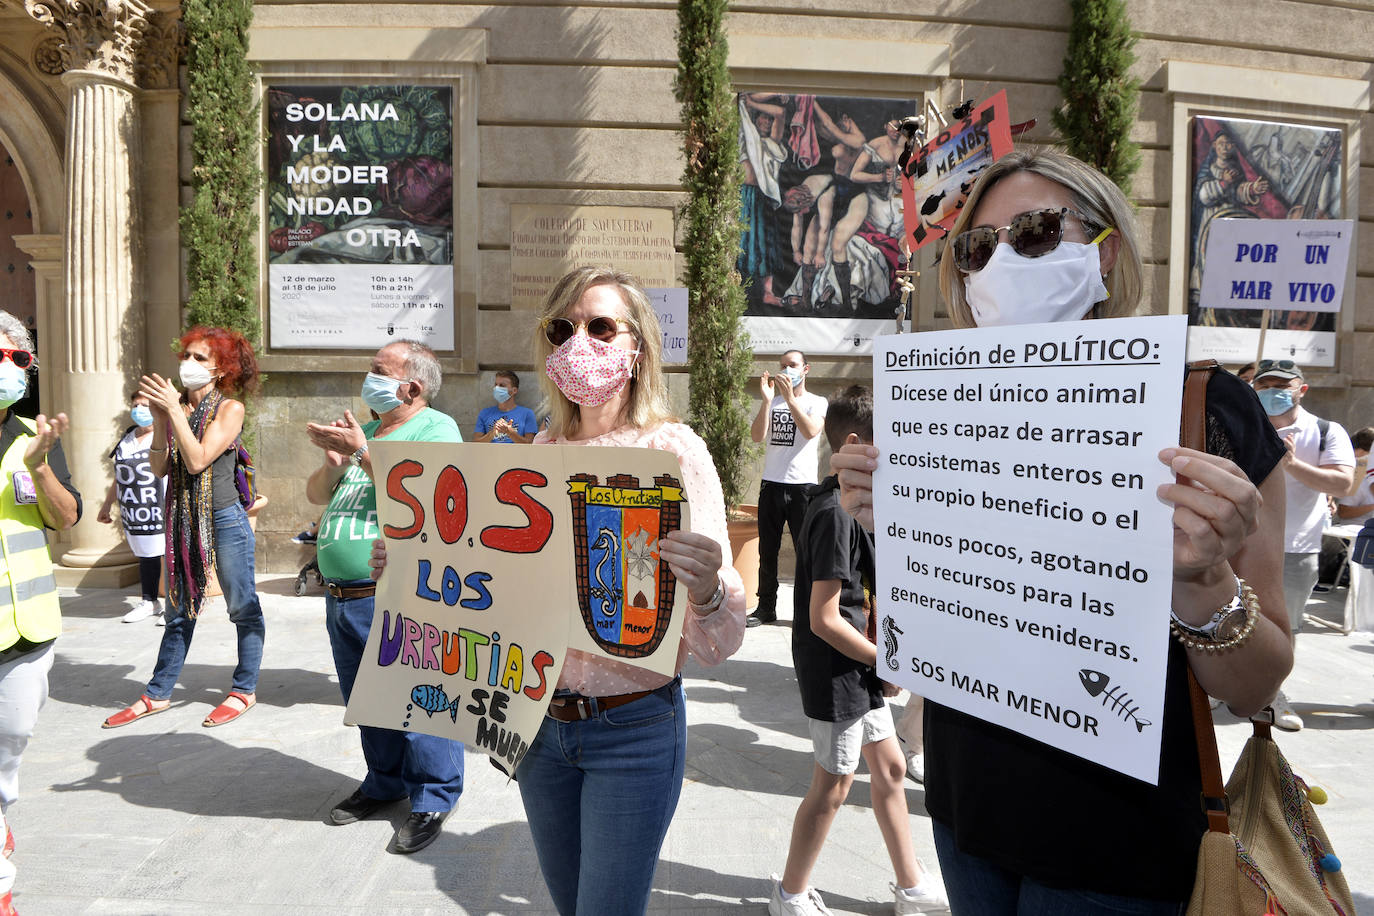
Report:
568,473,685,658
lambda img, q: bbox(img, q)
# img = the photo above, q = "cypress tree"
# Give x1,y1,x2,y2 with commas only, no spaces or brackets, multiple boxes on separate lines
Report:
180,0,262,341
675,0,755,507
1052,0,1142,194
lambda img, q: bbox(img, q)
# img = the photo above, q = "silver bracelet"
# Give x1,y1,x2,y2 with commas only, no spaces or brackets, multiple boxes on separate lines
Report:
688,576,726,614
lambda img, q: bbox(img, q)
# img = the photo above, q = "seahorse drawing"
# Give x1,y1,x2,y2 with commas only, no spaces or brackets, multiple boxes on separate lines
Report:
589,528,622,616
1078,669,1152,733
882,616,904,670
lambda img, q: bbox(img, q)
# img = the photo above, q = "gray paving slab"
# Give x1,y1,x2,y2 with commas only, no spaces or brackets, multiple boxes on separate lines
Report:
8,578,1373,914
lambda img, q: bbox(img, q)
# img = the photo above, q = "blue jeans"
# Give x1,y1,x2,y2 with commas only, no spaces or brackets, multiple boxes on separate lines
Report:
933,821,1185,916
147,504,265,700
516,678,685,916
324,585,464,812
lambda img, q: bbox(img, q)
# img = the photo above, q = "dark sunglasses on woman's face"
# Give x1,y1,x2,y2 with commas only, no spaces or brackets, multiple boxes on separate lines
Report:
951,207,1108,272
0,349,34,370
542,315,633,347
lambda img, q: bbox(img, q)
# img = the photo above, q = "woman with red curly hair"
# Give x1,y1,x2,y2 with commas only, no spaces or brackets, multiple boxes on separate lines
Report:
104,327,266,729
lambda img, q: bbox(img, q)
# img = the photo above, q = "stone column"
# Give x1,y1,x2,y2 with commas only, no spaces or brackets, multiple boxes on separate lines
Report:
26,0,151,581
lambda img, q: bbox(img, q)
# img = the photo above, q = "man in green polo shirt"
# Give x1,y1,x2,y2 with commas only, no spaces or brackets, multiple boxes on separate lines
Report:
305,340,463,855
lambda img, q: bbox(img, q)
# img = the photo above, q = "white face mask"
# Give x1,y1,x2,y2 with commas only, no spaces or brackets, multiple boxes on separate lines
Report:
964,240,1110,328
179,358,215,390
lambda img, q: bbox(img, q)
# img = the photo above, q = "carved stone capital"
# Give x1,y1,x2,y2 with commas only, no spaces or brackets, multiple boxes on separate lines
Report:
135,8,181,90
31,36,66,77
24,0,152,84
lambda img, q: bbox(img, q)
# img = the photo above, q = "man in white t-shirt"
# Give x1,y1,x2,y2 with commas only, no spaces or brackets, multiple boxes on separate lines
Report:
1253,360,1355,730
1336,427,1373,525
749,350,827,626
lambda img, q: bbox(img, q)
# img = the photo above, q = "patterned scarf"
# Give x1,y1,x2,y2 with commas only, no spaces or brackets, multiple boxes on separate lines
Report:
165,390,220,619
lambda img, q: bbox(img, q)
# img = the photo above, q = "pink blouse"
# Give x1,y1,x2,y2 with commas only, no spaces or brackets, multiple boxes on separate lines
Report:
534,422,748,696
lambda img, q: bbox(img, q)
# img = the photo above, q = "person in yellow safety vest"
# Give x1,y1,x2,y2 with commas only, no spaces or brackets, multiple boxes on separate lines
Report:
0,310,81,916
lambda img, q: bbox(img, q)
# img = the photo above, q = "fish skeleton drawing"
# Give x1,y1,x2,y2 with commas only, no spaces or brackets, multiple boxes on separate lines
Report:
411,684,461,723
589,528,623,616
1078,669,1151,733
882,616,904,670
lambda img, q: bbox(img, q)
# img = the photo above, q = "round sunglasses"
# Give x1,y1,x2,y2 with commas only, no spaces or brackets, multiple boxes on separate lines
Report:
541,315,634,347
951,207,1110,272
0,349,34,370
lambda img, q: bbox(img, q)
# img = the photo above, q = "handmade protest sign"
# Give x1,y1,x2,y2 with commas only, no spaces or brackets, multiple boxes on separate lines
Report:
1199,218,1353,312
872,315,1187,783
900,91,1014,252
346,442,692,770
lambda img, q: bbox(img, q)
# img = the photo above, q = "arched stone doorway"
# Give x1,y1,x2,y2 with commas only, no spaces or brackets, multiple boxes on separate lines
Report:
0,66,65,416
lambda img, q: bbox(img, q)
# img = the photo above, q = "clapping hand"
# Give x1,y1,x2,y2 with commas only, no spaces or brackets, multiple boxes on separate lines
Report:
306,410,366,466
138,374,180,418
23,413,68,471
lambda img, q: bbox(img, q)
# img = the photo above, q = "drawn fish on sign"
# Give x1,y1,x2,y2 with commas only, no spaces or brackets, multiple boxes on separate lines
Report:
411,684,461,723
1078,669,1151,733
882,616,903,671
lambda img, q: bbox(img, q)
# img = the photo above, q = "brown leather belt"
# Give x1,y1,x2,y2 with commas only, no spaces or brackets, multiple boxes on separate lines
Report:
546,688,654,722
326,583,376,599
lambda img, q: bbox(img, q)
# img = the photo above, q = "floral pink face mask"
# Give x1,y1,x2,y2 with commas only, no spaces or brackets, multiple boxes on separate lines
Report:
545,332,639,407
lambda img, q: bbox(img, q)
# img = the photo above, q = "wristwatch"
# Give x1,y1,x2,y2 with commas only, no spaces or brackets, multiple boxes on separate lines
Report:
349,445,369,467
1169,577,1259,652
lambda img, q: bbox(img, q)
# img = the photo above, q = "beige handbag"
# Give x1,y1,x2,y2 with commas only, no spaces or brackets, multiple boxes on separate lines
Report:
1182,362,1355,916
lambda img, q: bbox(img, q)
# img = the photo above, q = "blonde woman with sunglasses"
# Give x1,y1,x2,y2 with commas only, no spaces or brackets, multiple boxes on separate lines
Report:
832,149,1293,915
371,266,746,915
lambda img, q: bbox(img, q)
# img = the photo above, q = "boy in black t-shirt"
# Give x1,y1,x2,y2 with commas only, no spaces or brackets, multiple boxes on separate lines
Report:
768,387,948,916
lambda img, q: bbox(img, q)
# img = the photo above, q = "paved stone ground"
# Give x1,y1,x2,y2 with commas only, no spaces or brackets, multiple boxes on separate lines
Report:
9,577,1373,914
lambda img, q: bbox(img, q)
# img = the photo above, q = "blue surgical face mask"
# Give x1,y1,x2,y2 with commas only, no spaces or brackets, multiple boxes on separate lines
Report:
782,367,804,388
493,386,510,403
1256,387,1296,417
131,405,154,428
362,372,406,414
0,362,28,409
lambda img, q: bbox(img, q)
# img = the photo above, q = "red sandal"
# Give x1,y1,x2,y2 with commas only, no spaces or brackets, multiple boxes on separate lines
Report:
202,691,256,728
102,695,170,729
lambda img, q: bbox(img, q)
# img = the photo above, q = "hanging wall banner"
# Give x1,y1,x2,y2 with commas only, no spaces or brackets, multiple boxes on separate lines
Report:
871,315,1186,784
509,205,677,309
266,85,454,349
736,92,918,355
1186,115,1343,366
346,442,692,769
901,91,1014,253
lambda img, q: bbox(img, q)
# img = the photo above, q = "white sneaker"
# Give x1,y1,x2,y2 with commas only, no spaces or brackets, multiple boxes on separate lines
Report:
121,600,158,623
906,752,925,784
893,870,950,915
1272,690,1303,731
769,874,832,916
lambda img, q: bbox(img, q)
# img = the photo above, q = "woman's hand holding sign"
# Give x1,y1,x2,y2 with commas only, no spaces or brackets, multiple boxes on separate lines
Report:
1156,447,1261,582
658,530,724,614
832,434,880,533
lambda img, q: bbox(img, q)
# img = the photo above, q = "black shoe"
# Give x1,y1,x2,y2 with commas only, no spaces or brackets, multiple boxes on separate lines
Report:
746,611,776,628
329,788,398,825
393,810,451,854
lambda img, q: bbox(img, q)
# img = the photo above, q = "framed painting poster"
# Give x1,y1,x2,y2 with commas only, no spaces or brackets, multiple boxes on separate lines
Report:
266,85,455,349
1187,115,1343,366
737,92,918,356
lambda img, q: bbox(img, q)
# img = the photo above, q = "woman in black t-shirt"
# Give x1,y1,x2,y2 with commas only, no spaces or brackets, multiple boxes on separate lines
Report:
832,149,1291,913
